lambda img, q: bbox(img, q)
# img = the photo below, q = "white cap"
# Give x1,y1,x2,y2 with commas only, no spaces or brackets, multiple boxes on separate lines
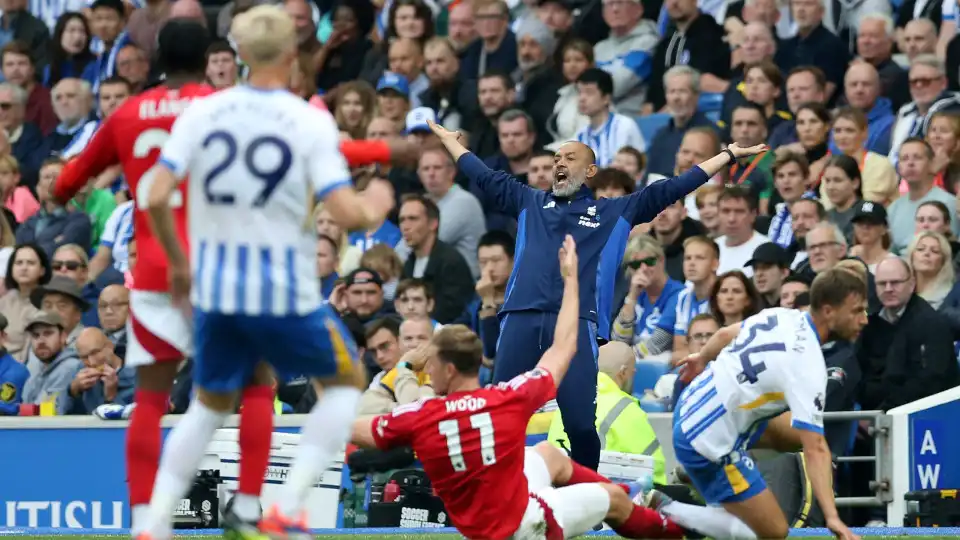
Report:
405,107,437,135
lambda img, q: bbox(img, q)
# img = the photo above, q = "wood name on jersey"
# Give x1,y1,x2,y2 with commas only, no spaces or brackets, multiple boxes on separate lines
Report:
139,95,197,120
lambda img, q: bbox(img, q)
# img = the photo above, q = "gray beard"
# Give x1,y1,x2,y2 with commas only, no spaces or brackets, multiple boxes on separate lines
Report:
552,178,584,197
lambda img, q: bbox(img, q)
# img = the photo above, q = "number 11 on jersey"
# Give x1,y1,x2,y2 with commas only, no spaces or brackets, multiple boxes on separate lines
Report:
437,412,498,471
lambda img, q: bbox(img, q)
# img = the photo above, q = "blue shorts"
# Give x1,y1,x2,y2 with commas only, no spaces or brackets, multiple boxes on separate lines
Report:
193,305,358,393
672,416,767,505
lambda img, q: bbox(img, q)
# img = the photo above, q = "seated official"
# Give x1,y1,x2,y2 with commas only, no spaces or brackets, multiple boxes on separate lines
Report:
358,317,435,415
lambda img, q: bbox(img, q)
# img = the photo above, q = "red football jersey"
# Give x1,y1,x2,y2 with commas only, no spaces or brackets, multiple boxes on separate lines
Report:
371,368,556,539
54,83,215,293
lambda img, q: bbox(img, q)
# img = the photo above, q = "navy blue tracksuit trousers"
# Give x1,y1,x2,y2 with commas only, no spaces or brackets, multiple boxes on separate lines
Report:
493,310,601,469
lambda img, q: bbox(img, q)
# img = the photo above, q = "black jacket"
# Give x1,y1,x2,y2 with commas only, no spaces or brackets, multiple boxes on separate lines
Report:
856,295,960,411
515,65,564,149
401,239,476,324
822,338,862,456
661,217,707,282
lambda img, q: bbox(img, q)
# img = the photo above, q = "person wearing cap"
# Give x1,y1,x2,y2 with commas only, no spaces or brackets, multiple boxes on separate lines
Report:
746,242,792,308
404,106,439,145
29,275,88,350
376,71,412,129
592,0,659,117
21,311,83,415
387,38,430,108
0,313,28,415
513,16,564,148
335,267,395,324
848,200,894,273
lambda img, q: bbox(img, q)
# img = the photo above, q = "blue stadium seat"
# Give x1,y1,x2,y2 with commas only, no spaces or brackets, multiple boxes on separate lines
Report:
698,92,724,114
639,398,668,413
633,361,670,395
636,113,671,144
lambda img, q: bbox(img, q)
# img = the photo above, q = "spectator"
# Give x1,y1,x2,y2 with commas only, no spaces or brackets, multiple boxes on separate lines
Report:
591,167,635,199
60,75,130,161
96,284,126,349
3,41,55,135
483,108,538,196
333,80,377,141
746,242,791,307
348,176,401,253
29,274,86,353
359,244,404,302
21,311,81,415
779,273,811,308
0,154,38,223
888,138,958,252
0,82,50,193
904,19,938,63
787,197,826,266
50,244,98,326
375,72,412,133
315,203,362,275
387,38,430,108
366,115,400,141
827,106,898,207
574,67,645,166
647,0,730,110
513,18,563,148
89,0,132,94
708,269,761,325
669,237,717,360
358,318,432,414
317,234,339,299
715,185,770,276
397,194,475,323
821,153,863,241
782,102,832,182
740,60,792,136
459,0,517,81
15,158,91,257
856,14,909,110
469,71,516,160
670,313,719,408
720,22,776,128
546,39,591,149
446,1,477,54
0,243,47,362
114,44,148,93
67,327,134,414
48,78,94,155
768,66,828,148
419,37,467,131
834,62,896,156
360,0,435,89
646,66,718,177
593,0,658,117
333,267,394,325
728,102,774,210
849,200,894,273
69,179,117,251
906,230,955,309
611,234,684,362
0,0,49,69
463,229,514,340
889,55,960,162
314,0,375,92
914,201,960,257
394,278,437,323
43,13,97,88
284,0,322,67
803,221,849,276
0,313,26,415
398,316,433,351
612,146,646,186
898,1,954,59
363,316,402,380
526,149,555,191
205,41,238,90
858,257,960,410
124,0,171,60
693,183,723,238
767,152,812,248
651,198,705,281
774,0,849,101
926,112,960,191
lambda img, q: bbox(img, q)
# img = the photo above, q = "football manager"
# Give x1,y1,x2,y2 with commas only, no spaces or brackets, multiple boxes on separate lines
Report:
428,120,767,469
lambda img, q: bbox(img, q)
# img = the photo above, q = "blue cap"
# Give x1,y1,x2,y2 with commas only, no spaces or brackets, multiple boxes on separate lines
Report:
376,72,410,97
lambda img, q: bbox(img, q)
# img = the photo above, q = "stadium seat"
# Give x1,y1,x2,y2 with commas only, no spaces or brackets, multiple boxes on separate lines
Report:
633,361,670,395
636,113,671,144
698,92,724,114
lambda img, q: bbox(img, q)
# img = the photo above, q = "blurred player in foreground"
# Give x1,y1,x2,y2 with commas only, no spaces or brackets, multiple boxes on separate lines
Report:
351,235,696,540
53,20,281,539
139,6,391,540
645,268,868,540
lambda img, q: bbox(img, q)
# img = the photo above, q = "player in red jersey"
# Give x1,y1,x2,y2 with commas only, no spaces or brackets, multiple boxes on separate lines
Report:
345,235,694,540
52,21,275,540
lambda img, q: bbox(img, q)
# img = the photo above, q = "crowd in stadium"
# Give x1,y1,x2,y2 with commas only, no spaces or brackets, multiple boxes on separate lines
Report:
1,0,960,527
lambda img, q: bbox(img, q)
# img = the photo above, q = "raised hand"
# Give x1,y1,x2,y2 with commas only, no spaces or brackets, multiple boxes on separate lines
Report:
728,142,770,158
677,352,707,383
427,120,464,145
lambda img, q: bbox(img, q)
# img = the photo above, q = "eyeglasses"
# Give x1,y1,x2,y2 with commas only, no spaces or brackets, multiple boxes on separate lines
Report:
876,278,909,289
909,76,940,88
627,257,658,269
689,332,715,343
52,260,85,271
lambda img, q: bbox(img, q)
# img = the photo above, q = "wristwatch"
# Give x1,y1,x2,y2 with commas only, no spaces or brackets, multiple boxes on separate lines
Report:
398,361,413,371
723,148,738,165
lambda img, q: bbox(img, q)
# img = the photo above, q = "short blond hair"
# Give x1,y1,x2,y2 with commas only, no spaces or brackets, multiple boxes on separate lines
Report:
0,154,19,174
231,5,296,66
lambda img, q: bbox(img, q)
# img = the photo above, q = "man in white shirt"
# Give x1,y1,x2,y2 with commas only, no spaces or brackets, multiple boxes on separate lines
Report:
574,67,646,166
715,185,769,276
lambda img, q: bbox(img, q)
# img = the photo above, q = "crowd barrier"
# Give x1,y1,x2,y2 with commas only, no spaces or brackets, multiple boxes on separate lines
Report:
1,385,959,530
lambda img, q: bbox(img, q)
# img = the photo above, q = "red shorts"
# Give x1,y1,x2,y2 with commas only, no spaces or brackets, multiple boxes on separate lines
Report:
126,290,193,367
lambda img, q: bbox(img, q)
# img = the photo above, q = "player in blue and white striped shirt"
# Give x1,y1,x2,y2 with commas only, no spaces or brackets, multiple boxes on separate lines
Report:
139,7,392,538
640,269,867,540
573,68,645,167
671,236,717,362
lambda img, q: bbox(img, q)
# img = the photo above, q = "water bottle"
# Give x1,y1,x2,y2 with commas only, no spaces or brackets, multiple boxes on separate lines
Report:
383,480,401,503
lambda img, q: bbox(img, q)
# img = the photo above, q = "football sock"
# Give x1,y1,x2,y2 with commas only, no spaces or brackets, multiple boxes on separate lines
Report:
613,505,686,539
126,389,168,536
659,501,758,539
279,386,361,516
235,385,274,521
565,461,631,494
146,400,229,537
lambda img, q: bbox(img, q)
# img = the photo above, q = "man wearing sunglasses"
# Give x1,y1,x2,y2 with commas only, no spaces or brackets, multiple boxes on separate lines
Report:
50,244,101,327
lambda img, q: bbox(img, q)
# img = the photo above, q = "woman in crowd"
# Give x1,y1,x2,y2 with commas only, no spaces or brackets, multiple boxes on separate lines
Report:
360,0,435,85
611,235,685,363
315,203,363,274
907,231,956,309
782,102,831,186
332,80,378,140
926,112,960,193
829,107,898,206
314,0,376,91
0,155,38,224
43,12,97,88
694,184,723,238
359,243,404,302
0,243,50,362
742,60,790,135
767,151,812,248
821,154,863,242
849,201,895,273
915,201,960,256
708,270,761,325
547,39,592,147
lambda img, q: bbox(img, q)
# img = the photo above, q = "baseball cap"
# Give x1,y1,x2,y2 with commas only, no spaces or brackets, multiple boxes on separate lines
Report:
345,267,383,288
851,200,887,225
376,72,410,98
26,311,64,332
405,107,436,135
745,242,790,268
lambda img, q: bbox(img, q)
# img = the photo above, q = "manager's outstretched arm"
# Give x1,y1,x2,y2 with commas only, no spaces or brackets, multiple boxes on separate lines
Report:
536,235,579,387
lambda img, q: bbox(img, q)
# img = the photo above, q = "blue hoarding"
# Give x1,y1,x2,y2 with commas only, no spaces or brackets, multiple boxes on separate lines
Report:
908,399,960,491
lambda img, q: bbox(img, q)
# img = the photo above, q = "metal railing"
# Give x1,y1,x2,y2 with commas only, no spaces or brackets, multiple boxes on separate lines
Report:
826,410,892,508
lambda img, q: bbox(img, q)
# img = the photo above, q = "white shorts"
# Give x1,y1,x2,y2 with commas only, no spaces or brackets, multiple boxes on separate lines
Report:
125,290,193,368
511,449,611,540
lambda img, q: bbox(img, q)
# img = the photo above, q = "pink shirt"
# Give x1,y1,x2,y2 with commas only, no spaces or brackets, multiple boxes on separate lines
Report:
5,187,39,223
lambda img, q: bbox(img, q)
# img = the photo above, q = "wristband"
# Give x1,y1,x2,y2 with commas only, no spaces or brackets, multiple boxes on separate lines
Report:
723,148,738,165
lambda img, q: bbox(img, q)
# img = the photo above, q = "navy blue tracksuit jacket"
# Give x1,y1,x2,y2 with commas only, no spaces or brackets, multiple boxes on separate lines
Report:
458,152,712,468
